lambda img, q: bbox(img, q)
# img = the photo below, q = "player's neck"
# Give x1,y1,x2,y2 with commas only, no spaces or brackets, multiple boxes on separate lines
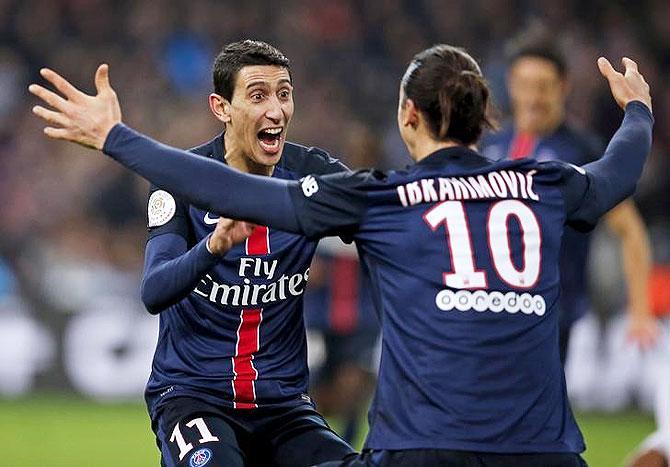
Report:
225,152,274,176
223,137,274,176
412,138,464,163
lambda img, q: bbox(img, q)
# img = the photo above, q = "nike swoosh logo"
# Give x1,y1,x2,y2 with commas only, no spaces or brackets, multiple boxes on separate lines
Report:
203,213,220,225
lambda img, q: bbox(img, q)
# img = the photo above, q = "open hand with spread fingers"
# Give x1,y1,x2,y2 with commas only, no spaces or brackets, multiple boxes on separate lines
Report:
598,57,652,113
28,64,122,150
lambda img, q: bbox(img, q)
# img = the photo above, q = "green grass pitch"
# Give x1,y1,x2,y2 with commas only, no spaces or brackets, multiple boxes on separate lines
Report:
0,395,655,466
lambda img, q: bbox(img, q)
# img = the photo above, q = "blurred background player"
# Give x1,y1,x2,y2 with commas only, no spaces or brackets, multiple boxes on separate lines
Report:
304,126,381,445
480,25,658,364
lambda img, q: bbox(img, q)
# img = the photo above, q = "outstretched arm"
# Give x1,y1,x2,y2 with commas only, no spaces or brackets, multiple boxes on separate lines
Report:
102,124,304,232
563,58,654,228
582,57,653,202
29,65,305,233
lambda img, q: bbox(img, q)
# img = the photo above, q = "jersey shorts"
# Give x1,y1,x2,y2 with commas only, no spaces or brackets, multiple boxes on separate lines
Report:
153,396,353,467
318,449,588,467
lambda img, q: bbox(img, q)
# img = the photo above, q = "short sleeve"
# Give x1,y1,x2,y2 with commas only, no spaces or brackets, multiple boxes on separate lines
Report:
146,185,192,241
288,171,370,240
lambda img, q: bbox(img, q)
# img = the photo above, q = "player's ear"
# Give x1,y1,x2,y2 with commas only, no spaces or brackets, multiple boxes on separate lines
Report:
209,93,232,124
402,98,420,130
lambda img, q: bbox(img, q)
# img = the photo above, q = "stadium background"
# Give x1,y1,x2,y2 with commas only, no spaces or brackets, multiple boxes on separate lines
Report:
0,0,668,465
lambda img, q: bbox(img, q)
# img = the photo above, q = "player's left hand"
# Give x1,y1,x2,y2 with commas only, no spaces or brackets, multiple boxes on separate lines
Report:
207,218,255,256
597,57,652,113
29,64,121,150
626,312,659,350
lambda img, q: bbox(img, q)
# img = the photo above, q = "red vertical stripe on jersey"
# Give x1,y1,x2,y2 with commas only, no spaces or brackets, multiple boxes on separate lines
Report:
509,133,537,160
246,225,270,255
233,225,270,409
232,308,262,409
329,256,359,334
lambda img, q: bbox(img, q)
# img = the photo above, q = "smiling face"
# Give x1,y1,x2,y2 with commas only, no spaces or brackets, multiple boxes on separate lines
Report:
213,64,294,169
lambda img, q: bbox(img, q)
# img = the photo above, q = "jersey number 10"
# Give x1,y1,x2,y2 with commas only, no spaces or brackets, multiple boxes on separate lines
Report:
424,200,541,289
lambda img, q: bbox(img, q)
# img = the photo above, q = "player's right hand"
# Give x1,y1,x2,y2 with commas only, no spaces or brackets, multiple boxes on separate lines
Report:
598,57,652,113
29,64,122,150
207,218,255,256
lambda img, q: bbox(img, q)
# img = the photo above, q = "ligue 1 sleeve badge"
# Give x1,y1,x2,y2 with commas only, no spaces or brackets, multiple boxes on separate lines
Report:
189,448,213,467
148,190,177,227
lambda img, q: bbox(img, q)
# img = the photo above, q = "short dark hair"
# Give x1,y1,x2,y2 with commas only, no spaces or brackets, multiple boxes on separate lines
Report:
505,24,567,77
401,44,496,145
212,40,291,101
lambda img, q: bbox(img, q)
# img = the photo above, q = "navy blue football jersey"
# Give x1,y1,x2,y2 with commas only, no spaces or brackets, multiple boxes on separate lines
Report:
480,124,604,326
144,134,347,417
288,148,598,453
101,100,652,455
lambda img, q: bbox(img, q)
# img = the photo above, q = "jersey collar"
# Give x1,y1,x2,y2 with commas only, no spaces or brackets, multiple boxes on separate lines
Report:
415,146,493,170
212,133,226,162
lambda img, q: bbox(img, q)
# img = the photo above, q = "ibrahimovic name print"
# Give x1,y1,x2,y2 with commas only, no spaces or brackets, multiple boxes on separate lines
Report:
396,169,540,207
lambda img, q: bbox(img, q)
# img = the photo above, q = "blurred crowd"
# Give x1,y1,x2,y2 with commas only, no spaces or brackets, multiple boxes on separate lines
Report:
0,0,669,394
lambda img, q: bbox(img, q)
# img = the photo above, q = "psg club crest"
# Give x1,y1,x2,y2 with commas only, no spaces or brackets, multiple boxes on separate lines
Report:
189,448,213,467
